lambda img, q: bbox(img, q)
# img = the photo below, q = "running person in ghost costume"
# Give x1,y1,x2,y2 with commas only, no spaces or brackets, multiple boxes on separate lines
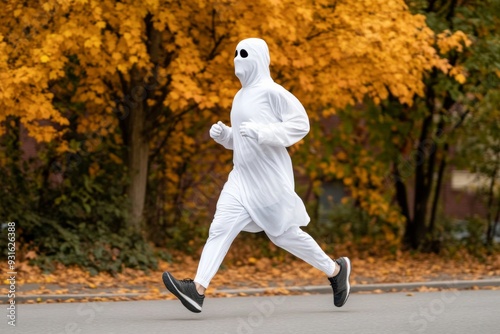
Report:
162,38,351,313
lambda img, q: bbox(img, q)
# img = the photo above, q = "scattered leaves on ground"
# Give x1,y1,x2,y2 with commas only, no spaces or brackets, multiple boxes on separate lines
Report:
1,249,499,303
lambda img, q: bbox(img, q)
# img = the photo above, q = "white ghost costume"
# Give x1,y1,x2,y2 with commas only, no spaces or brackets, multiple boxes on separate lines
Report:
194,38,335,288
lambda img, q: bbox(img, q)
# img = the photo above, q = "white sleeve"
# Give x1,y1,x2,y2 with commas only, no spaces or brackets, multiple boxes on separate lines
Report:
214,126,234,150
257,90,310,147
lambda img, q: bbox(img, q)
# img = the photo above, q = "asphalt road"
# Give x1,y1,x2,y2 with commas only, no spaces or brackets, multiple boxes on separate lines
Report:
4,290,499,334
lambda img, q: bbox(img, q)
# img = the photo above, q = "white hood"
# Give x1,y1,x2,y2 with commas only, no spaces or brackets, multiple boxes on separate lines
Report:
234,38,272,87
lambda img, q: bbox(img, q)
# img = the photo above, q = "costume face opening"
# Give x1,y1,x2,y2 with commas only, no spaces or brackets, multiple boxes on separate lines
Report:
234,49,249,58
234,38,271,87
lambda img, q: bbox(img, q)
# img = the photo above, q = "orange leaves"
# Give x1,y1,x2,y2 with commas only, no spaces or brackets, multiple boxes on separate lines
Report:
449,65,468,84
40,55,50,63
286,0,466,110
454,73,467,84
83,35,102,49
296,7,313,22
434,29,472,84
343,177,353,186
1,0,466,143
437,30,472,54
0,2,73,141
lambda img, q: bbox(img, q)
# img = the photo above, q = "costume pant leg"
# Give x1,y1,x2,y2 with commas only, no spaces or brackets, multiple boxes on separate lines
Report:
267,226,336,277
194,192,255,288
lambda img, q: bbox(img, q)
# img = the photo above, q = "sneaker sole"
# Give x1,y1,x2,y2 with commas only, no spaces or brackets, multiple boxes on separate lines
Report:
162,272,202,313
337,257,351,307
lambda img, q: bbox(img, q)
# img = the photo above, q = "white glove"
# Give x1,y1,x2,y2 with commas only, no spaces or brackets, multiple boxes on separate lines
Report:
210,121,229,139
240,121,260,139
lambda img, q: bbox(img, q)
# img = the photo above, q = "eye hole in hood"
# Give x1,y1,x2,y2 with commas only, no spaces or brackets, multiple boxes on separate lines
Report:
234,49,249,58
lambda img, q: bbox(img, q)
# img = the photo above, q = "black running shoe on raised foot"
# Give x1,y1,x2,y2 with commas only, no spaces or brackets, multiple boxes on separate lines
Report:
328,257,351,307
162,272,204,313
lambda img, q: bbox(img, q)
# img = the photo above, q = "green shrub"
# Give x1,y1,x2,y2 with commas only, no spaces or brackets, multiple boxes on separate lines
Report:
0,121,157,274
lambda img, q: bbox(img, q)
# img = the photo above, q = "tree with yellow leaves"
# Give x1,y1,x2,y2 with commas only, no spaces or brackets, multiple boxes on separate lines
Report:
0,0,469,258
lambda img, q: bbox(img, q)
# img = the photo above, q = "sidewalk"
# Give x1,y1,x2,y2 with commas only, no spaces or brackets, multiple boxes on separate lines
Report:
2,278,500,303
3,252,499,303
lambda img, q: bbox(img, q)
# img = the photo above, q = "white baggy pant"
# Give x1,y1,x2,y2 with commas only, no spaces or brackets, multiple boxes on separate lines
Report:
194,192,336,288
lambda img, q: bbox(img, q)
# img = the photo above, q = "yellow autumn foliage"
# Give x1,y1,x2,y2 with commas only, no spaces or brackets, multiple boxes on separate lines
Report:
0,0,468,139
0,0,470,236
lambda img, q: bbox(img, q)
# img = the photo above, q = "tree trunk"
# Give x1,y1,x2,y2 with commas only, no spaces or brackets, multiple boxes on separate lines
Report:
125,66,149,233
394,165,414,248
428,109,449,237
485,166,498,245
490,202,500,246
409,111,434,249
122,18,164,234
429,151,447,236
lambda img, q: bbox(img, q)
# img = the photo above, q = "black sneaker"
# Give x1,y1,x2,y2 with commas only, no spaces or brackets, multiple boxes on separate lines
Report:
328,257,351,307
162,272,204,313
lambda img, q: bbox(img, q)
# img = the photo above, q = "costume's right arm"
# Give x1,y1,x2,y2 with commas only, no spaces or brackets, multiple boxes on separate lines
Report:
213,122,234,150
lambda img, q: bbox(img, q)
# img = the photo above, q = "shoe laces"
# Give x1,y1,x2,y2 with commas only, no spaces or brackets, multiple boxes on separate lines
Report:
330,276,338,290
180,278,194,284
329,260,342,289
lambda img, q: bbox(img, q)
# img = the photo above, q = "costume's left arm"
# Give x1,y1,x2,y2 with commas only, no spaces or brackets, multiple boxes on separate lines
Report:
257,90,310,147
